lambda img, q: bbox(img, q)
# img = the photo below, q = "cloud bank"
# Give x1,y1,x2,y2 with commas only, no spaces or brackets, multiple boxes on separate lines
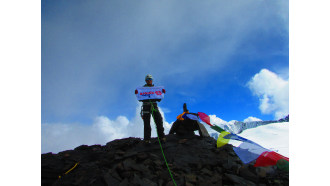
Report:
42,104,264,154
42,104,172,153
247,69,289,119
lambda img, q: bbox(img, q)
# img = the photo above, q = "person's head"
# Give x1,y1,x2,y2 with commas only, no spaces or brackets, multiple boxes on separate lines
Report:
145,74,153,85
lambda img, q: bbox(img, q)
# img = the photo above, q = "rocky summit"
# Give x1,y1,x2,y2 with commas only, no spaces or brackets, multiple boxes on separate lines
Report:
42,134,289,186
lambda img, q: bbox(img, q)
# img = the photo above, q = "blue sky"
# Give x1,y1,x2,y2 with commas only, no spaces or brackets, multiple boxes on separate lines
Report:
41,0,289,153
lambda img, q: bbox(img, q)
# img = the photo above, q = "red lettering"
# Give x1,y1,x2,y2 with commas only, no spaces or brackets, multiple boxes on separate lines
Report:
140,91,157,95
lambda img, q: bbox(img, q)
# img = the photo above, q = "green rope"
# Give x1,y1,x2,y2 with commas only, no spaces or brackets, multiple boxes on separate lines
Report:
149,100,177,186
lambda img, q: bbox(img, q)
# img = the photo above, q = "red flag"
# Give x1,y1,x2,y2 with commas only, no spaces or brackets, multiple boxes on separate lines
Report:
254,151,289,167
198,112,213,126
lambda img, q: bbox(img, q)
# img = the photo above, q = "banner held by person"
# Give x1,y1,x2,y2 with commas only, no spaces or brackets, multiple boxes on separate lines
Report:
135,86,165,101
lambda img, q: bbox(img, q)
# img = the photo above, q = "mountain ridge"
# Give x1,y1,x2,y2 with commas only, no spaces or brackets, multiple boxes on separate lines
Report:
42,134,288,185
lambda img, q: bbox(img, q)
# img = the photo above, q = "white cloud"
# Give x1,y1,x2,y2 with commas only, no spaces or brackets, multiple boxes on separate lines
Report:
41,104,172,153
247,69,289,119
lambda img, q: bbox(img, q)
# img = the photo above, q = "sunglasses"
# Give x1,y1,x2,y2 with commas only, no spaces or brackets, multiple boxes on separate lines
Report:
146,78,153,81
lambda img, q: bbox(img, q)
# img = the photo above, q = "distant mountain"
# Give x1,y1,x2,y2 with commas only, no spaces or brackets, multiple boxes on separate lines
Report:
278,115,289,122
210,133,219,140
42,134,289,186
215,115,289,135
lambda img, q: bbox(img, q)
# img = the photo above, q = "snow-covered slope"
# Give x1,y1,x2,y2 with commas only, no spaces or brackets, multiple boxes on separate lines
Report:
208,122,289,157
237,122,289,157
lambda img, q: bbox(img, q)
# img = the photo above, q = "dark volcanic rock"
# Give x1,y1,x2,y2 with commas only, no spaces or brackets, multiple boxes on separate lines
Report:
42,135,289,186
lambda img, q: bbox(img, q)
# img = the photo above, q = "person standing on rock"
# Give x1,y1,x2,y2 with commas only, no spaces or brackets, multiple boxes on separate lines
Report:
135,74,166,144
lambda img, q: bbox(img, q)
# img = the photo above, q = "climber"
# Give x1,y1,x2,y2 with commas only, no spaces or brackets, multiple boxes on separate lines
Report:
169,103,210,138
136,74,166,144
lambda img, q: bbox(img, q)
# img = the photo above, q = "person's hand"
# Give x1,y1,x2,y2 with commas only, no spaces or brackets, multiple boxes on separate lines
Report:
162,89,166,93
135,89,138,94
